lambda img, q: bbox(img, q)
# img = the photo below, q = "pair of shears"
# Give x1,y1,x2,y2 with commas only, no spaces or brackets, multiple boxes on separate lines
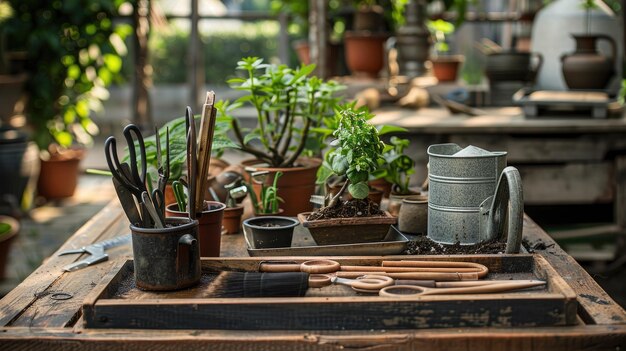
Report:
105,124,164,228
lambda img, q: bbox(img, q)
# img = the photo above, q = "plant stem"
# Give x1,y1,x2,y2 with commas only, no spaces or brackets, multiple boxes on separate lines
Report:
231,118,274,164
280,116,311,167
327,179,349,208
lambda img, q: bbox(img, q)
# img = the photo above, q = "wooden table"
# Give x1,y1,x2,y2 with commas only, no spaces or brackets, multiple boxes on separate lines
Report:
0,200,625,350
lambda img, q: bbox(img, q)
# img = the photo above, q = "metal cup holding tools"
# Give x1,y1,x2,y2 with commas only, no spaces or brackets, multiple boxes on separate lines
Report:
130,217,201,291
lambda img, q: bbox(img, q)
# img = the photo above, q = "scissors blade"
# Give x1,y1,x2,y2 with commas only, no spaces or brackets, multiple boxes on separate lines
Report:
113,177,142,225
63,254,109,272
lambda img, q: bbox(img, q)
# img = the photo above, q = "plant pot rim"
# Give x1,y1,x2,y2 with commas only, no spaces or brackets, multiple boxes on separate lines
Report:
241,157,322,172
345,30,390,39
166,201,226,215
0,215,20,243
130,217,198,233
431,55,465,63
297,211,396,228
402,195,429,204
243,216,299,230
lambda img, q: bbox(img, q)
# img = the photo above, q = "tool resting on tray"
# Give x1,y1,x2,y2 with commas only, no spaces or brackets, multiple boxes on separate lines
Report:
207,259,546,298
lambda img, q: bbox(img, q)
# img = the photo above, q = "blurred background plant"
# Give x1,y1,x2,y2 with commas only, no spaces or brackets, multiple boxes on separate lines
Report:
4,0,131,152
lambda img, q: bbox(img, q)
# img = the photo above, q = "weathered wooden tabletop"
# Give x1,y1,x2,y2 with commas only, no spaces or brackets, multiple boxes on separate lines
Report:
0,200,625,350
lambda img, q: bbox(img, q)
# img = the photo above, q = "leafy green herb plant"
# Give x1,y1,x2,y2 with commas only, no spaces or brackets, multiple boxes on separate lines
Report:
319,105,384,208
246,171,283,215
223,57,343,168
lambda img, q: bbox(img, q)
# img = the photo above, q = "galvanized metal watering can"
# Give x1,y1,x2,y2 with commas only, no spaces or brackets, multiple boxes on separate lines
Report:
427,144,523,253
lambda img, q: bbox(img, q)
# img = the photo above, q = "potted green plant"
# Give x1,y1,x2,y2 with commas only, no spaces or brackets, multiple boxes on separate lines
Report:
0,215,18,280
298,105,396,245
245,171,284,216
427,19,464,82
6,0,131,199
221,57,343,216
372,136,419,216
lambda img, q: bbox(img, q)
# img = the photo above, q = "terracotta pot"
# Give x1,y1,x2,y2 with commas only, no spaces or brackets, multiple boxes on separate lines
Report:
388,190,421,217
368,178,392,198
243,216,298,249
222,205,244,234
431,56,464,82
561,34,616,90
37,148,85,199
344,31,389,78
241,158,321,217
398,194,429,235
293,40,311,65
166,201,225,257
0,215,19,280
297,211,397,245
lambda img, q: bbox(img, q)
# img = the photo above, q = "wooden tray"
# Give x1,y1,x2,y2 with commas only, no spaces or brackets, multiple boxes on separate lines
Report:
83,255,577,330
513,88,618,118
245,225,409,257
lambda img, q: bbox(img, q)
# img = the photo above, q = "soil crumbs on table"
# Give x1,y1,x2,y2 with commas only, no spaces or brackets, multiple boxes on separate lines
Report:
307,199,384,220
405,235,507,255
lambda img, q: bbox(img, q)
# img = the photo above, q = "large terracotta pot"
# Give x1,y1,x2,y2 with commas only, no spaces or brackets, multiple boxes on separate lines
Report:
166,201,225,257
344,31,389,78
561,34,616,90
37,148,85,199
242,158,321,217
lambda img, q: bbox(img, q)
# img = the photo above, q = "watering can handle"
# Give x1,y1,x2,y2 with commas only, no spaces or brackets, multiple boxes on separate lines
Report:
489,166,524,254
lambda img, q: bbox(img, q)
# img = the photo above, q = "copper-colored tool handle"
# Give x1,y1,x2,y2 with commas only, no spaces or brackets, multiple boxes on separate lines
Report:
336,271,479,281
259,259,340,274
341,266,481,273
382,260,489,278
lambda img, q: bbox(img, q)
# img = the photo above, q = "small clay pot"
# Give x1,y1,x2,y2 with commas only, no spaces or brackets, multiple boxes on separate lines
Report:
398,195,429,235
243,216,298,249
37,148,85,199
166,201,225,257
388,190,421,217
222,205,244,234
369,178,392,198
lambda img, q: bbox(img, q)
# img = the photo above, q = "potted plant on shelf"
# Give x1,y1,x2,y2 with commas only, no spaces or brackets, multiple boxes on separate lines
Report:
372,136,419,216
220,57,343,216
427,19,464,82
298,105,396,245
6,0,130,199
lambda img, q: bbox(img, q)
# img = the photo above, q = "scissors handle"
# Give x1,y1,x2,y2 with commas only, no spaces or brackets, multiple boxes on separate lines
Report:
259,259,341,274
379,280,547,298
123,124,147,190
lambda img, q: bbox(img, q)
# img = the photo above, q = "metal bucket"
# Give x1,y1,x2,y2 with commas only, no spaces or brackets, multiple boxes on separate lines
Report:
427,143,507,244
130,217,201,291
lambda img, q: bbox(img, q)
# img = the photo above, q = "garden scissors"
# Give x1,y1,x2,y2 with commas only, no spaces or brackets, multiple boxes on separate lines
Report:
59,234,131,272
378,280,546,298
105,124,153,227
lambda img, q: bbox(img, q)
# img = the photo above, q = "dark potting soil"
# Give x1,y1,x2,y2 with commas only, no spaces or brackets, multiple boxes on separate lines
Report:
404,235,507,255
307,198,385,220
256,222,282,228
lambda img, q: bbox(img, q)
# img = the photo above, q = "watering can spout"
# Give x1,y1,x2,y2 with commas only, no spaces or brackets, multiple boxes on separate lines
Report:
479,166,524,253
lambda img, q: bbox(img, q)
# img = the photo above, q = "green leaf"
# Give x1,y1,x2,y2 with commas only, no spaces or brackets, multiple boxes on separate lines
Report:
103,53,122,73
243,130,262,145
348,182,369,199
377,125,408,135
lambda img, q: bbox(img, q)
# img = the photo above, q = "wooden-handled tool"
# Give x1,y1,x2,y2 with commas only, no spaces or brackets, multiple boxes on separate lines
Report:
194,91,217,215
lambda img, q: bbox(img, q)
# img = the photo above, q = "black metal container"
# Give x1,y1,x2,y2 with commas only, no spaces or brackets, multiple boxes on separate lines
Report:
130,217,201,291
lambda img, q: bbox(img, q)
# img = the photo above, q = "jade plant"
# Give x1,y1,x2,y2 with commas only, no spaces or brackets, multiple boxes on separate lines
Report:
317,105,384,209
372,136,415,195
222,57,343,168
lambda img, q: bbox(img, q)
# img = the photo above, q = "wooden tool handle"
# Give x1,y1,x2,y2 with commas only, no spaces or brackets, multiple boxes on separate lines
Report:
259,263,302,272
336,271,479,281
340,266,482,273
195,91,217,214
382,260,489,278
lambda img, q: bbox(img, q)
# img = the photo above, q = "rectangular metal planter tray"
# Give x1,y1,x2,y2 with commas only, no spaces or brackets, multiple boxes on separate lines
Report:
83,255,578,330
245,225,409,257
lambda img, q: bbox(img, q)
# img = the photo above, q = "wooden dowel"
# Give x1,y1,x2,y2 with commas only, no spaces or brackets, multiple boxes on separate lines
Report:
340,266,482,273
336,271,479,281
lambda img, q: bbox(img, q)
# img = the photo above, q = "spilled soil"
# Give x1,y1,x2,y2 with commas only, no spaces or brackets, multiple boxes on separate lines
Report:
307,199,385,221
405,235,508,255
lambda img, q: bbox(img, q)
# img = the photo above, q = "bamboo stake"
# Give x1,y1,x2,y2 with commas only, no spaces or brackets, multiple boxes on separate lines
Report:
194,91,217,214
